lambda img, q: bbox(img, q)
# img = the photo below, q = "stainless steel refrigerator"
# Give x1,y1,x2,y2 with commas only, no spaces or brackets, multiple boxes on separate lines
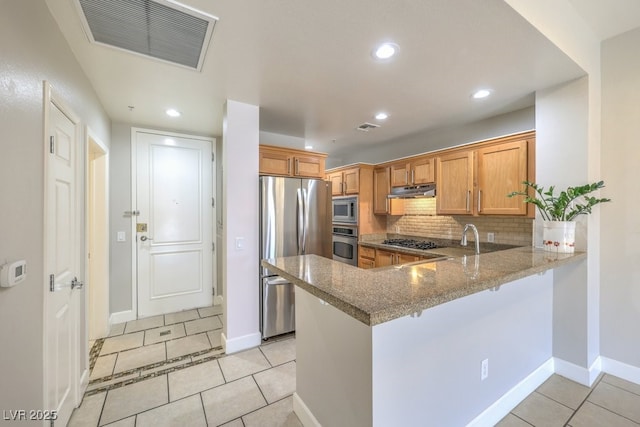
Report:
259,176,331,339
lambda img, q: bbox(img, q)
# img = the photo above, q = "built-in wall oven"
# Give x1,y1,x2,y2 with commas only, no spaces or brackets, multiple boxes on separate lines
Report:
332,196,358,224
332,224,358,266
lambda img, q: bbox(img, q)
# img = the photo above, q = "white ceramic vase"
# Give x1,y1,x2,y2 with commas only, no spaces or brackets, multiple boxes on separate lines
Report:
542,220,576,253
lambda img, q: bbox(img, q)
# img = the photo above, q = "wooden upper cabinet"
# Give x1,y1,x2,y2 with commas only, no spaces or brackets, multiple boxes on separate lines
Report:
327,172,344,196
412,156,435,185
373,167,390,214
476,140,528,215
435,136,532,216
293,155,324,178
259,148,292,176
436,151,474,215
390,163,410,187
373,167,404,215
328,167,360,195
259,145,326,178
390,156,435,187
343,168,360,194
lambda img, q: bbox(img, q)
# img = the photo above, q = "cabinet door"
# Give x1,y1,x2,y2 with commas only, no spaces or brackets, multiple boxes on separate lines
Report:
343,168,360,194
358,257,375,269
373,167,390,214
375,249,396,267
390,163,410,187
411,157,435,184
259,149,291,176
328,172,344,196
397,253,420,264
294,155,325,178
436,151,474,215
477,140,528,215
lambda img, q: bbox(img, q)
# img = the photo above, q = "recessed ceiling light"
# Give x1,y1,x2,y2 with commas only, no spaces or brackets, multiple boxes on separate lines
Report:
373,43,399,60
472,89,492,99
166,108,181,117
375,112,389,120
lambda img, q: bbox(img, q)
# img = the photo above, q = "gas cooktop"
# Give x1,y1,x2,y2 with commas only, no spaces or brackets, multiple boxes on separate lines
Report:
381,238,442,250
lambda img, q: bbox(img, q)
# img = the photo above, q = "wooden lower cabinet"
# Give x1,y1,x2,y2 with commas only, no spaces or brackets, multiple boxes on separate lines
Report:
375,248,419,267
358,245,376,269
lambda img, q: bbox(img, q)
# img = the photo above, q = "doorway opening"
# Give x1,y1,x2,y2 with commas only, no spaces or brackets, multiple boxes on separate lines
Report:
87,132,109,340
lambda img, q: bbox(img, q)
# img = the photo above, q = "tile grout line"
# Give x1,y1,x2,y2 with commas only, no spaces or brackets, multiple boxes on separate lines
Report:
563,373,607,426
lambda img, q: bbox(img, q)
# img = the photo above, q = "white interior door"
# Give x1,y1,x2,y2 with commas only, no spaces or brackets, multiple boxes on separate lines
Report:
45,95,82,426
135,130,213,318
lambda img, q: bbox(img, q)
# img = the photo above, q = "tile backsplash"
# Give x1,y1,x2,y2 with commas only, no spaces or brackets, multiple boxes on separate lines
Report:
386,198,533,246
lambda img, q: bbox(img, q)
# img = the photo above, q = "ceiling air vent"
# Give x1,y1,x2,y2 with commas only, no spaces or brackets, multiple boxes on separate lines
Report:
75,0,218,71
356,122,380,132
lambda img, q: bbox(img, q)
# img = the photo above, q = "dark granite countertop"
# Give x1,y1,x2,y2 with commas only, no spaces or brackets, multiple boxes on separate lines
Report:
261,247,586,326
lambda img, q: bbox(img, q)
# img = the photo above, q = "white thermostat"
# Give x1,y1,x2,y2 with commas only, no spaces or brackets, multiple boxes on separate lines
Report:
1,260,27,287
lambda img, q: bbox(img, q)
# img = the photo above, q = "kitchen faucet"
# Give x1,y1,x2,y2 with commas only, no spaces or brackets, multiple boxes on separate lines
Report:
461,223,480,255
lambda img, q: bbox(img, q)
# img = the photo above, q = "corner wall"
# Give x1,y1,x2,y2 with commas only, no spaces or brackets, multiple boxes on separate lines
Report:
600,28,640,369
0,0,110,417
221,100,261,353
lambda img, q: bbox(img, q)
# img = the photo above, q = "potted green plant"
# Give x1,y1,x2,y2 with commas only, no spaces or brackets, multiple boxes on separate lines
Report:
508,181,611,253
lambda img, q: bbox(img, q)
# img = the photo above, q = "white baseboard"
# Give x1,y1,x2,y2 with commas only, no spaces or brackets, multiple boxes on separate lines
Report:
213,295,223,306
601,357,640,385
467,358,554,427
553,357,602,387
109,310,136,326
222,331,261,354
293,392,321,427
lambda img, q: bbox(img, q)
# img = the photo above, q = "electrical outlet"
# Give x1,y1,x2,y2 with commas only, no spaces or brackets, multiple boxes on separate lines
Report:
481,358,489,380
487,232,495,243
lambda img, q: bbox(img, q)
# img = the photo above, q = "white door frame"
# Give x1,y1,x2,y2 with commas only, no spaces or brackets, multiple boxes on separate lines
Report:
85,128,109,340
42,81,86,418
130,127,216,319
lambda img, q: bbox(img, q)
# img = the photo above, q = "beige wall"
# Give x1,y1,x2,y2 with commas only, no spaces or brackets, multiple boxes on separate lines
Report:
600,27,640,367
0,0,110,418
385,199,533,246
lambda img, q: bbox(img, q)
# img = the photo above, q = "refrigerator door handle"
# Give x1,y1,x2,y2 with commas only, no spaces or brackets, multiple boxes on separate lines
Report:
296,188,304,255
302,188,309,253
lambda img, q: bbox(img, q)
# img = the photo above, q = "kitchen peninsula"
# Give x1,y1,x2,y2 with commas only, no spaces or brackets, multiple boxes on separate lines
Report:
262,247,586,426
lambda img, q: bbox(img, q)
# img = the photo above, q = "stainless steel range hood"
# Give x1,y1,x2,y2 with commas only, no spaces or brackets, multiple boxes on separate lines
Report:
388,183,436,198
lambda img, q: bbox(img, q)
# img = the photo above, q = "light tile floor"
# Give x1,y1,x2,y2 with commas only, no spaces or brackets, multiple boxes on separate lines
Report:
497,373,640,426
70,306,300,426
73,306,640,426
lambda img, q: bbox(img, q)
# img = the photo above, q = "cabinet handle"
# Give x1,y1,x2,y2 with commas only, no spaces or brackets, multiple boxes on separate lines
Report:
390,254,394,264
466,190,470,212
287,159,291,174
478,190,482,213
411,170,415,184
386,198,389,213
342,181,346,193
295,158,299,175
405,171,409,185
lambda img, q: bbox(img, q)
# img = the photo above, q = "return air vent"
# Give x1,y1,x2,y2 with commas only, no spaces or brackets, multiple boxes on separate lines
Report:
75,0,218,71
356,122,380,132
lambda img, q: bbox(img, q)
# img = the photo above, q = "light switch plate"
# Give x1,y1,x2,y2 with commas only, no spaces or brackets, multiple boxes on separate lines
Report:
235,237,245,251
117,231,126,242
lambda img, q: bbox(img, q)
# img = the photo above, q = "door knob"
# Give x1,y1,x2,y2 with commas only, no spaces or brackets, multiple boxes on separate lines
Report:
140,236,153,241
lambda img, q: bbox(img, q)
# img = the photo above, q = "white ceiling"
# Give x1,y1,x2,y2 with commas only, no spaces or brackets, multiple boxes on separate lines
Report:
45,0,640,158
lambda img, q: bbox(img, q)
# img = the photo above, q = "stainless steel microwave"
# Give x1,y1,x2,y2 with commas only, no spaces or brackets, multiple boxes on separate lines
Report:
332,196,357,223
